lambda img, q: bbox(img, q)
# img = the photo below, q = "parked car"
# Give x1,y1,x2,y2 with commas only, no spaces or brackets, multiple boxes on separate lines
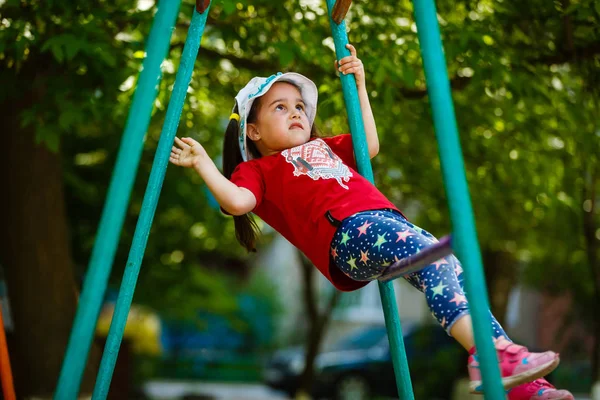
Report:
263,323,465,400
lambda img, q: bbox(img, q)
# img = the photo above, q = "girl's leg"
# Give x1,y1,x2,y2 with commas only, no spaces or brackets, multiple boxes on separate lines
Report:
449,314,475,350
331,210,560,393
409,252,510,346
448,313,511,350
400,235,509,345
444,256,509,350
330,209,508,344
388,216,560,393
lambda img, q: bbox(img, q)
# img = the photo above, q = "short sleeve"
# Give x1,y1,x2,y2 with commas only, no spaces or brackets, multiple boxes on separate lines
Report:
230,161,265,209
322,134,357,170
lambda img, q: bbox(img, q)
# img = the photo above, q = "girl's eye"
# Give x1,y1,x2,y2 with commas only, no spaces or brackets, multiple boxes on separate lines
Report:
275,104,285,111
296,104,305,111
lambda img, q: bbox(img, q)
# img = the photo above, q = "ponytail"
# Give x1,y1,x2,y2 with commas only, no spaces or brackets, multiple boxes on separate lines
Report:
223,104,261,252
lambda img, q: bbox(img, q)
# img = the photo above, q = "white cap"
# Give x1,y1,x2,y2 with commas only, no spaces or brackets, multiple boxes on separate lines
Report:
234,72,318,161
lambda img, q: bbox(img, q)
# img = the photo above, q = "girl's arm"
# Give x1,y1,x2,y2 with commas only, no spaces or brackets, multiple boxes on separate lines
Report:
336,44,379,158
170,137,256,215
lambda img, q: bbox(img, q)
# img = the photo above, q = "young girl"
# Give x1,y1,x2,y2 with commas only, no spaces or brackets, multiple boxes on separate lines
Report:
170,44,573,400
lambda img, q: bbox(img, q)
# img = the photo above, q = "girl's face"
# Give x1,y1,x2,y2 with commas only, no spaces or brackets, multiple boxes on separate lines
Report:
247,82,311,157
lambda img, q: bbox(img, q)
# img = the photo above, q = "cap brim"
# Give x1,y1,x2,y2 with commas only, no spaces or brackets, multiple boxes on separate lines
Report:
236,72,318,161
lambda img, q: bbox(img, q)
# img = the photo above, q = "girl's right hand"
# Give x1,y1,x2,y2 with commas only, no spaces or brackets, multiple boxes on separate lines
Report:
170,137,207,168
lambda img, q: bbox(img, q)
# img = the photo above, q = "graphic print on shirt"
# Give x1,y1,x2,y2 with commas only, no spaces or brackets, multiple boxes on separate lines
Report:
281,139,353,189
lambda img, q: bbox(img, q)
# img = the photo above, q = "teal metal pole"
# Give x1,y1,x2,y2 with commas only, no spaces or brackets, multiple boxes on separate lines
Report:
54,1,181,398
91,5,211,399
411,0,505,398
325,1,415,399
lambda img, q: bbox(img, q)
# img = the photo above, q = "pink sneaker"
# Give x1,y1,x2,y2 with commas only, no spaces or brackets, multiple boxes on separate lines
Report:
468,340,560,393
507,378,574,400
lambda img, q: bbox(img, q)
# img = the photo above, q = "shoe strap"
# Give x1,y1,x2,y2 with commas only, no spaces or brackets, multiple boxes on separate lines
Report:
532,378,555,389
496,341,527,355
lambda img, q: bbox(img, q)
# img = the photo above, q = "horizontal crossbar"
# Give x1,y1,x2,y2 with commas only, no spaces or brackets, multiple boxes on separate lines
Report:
378,235,453,282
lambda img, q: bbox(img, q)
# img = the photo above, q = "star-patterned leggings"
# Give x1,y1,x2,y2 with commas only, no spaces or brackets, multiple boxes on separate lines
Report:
330,209,508,338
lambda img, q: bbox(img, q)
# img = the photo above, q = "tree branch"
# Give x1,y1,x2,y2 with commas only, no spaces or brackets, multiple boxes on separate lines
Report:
527,43,600,65
173,20,473,100
299,251,318,321
582,164,600,380
400,75,472,99
187,45,473,99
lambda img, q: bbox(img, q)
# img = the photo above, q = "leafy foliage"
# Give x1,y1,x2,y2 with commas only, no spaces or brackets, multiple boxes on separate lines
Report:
1,0,599,377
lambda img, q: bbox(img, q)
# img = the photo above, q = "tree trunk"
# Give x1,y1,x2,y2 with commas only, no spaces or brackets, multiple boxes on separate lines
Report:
0,99,100,397
582,165,600,382
481,249,518,327
296,252,340,399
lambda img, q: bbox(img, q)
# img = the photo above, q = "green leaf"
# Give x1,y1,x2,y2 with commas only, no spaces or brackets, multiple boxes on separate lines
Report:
63,35,81,61
58,111,74,130
20,109,36,128
95,47,117,67
35,126,60,153
51,43,64,63
563,3,579,15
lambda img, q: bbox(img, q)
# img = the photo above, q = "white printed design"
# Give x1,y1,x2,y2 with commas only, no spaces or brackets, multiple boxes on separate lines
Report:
281,139,353,189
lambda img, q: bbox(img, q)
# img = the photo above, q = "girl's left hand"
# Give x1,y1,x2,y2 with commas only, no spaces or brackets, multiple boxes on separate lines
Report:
335,44,366,89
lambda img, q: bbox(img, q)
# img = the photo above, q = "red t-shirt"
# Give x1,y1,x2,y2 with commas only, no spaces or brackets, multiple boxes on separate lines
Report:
230,134,400,291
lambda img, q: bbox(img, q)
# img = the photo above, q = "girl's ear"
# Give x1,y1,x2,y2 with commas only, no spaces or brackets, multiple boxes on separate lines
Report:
247,123,260,141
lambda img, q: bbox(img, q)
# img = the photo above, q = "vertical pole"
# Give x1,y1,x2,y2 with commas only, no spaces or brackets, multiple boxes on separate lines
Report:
91,4,211,399
411,0,505,398
0,305,15,400
325,1,415,398
55,1,182,398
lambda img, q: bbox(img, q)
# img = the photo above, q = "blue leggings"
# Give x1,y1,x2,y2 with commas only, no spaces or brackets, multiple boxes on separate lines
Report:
330,209,508,338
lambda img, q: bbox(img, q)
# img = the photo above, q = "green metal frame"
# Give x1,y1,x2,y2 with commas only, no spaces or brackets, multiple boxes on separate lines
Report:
411,0,504,397
325,0,505,398
55,1,182,397
324,1,416,398
91,4,212,398
58,0,506,398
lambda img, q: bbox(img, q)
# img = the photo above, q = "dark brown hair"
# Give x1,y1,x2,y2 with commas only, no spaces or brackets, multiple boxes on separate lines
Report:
223,82,319,252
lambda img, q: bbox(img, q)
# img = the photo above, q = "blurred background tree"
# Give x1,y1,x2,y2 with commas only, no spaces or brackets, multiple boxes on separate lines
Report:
0,0,598,396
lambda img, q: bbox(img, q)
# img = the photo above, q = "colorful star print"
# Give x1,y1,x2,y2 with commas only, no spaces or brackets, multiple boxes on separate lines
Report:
347,257,358,271
360,249,370,264
395,230,413,242
331,246,338,259
432,259,448,270
430,281,448,298
373,233,388,249
340,230,351,245
449,292,467,305
357,221,374,236
328,209,509,342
